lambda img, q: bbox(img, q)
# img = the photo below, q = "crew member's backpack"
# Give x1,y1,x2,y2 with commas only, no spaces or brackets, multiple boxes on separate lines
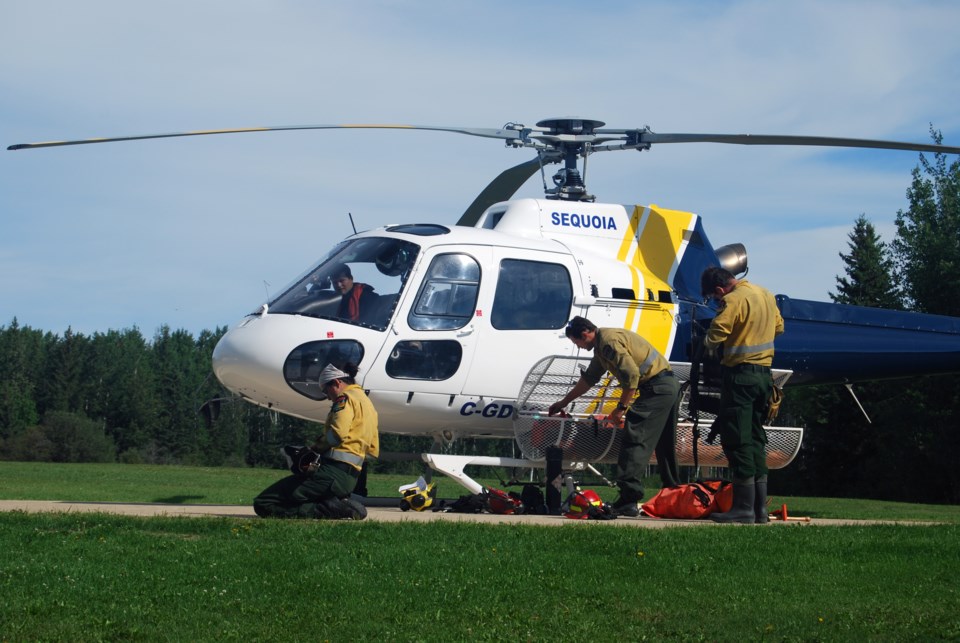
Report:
640,480,733,519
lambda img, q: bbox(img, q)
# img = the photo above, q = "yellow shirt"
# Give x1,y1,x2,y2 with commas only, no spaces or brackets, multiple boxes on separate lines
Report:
319,384,380,470
705,280,785,367
583,327,671,389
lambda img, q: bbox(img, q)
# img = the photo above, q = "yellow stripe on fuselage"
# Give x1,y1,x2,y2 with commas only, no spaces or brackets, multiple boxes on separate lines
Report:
638,204,694,286
617,207,647,333
616,204,695,354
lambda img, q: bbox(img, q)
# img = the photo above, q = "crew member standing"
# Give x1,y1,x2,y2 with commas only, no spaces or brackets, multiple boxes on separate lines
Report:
253,362,379,520
701,267,784,524
548,317,681,516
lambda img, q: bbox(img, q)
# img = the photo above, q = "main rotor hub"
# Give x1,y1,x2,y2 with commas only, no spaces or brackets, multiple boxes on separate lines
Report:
535,118,606,135
533,118,604,202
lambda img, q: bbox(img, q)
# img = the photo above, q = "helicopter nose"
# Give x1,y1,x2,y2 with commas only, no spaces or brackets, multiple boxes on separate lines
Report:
212,316,292,404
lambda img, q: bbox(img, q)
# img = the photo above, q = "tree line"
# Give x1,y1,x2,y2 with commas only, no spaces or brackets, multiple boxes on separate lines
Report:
1,137,958,502
0,320,513,473
773,137,960,504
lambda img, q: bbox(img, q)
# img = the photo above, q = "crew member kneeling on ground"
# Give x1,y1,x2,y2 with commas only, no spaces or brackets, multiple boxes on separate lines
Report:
253,362,379,520
548,316,681,517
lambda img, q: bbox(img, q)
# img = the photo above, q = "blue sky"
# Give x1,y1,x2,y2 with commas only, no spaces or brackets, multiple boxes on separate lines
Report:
3,0,959,337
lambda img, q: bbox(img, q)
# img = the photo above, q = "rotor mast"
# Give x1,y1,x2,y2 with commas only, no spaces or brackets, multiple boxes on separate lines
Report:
533,117,606,203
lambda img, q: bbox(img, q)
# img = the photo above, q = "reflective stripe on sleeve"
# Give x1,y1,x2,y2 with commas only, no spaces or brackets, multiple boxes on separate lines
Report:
326,449,365,467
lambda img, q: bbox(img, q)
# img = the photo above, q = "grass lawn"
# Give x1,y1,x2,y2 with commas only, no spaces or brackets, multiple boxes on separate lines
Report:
1,461,959,640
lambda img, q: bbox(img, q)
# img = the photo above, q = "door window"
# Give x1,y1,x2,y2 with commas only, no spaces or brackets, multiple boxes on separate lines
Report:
385,340,463,380
408,253,480,330
491,259,573,330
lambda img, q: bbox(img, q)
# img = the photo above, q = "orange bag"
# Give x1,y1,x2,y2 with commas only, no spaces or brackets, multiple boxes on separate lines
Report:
641,480,733,519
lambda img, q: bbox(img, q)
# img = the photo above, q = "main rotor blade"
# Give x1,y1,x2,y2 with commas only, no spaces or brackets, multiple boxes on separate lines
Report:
632,132,960,155
457,157,541,227
7,123,522,151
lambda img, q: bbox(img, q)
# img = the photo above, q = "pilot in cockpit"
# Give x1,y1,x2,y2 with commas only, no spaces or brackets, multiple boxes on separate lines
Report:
331,263,378,322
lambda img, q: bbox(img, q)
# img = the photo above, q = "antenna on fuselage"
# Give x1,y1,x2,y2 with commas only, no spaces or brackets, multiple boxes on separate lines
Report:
348,212,357,235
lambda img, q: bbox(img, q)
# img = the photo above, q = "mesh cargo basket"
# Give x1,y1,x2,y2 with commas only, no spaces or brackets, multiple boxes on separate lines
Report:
513,356,802,468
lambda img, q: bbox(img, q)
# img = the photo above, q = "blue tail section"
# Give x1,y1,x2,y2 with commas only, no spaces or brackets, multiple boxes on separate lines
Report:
673,216,719,302
670,295,960,386
772,297,960,385
669,219,960,386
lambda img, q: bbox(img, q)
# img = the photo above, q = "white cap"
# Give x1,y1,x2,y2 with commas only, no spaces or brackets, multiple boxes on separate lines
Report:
318,363,349,386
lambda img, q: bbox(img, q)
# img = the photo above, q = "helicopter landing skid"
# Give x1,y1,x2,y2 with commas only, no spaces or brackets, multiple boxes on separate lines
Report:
420,454,538,495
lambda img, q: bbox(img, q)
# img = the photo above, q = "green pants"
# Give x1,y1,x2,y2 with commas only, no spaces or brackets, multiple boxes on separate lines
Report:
617,373,681,502
716,365,772,479
253,463,357,519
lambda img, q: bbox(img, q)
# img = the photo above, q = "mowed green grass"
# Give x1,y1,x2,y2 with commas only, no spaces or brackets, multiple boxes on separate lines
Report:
2,462,959,641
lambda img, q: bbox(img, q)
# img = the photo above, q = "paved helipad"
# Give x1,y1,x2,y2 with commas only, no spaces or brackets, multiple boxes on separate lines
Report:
0,500,902,527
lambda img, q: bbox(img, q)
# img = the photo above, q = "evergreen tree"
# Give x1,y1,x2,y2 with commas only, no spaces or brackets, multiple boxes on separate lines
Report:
37,327,89,415
777,215,904,499
151,326,208,463
86,328,160,456
892,128,960,316
889,129,960,502
0,319,42,439
831,214,902,309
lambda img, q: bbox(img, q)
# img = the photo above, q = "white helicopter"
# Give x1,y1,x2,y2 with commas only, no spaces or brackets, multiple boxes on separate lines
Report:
10,118,960,498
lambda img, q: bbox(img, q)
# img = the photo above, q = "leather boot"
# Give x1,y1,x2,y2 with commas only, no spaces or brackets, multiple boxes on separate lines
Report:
341,496,368,520
754,475,769,524
313,497,342,519
710,477,756,524
314,496,367,520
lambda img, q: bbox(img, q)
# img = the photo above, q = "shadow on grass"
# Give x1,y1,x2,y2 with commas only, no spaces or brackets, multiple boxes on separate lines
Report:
151,495,206,504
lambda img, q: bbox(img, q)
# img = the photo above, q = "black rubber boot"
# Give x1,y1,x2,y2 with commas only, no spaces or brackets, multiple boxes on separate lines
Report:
314,496,367,520
313,497,343,519
754,475,769,524
341,496,368,520
710,477,756,524
610,495,640,518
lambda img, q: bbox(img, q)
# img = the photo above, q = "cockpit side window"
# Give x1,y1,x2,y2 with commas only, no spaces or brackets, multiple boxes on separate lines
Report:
491,259,573,330
408,254,480,331
267,238,419,331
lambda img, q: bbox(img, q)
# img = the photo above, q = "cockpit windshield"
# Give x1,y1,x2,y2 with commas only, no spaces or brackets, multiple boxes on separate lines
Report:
268,237,420,331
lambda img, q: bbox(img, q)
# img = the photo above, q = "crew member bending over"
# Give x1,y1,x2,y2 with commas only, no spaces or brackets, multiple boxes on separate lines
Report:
549,316,681,517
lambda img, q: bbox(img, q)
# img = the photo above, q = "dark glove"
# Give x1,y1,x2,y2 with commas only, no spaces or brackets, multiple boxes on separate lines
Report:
281,445,320,475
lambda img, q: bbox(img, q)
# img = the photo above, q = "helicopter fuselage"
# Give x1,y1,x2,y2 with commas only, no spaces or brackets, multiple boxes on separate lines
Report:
212,198,702,439
212,197,960,441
